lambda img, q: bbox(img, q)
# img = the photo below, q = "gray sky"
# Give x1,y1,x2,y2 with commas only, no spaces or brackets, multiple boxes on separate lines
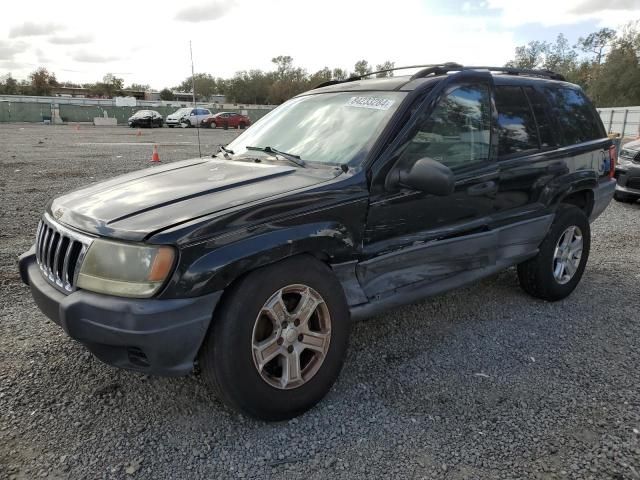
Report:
1,0,638,89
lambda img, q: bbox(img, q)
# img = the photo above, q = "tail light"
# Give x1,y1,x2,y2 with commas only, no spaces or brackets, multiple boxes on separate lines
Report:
608,145,617,178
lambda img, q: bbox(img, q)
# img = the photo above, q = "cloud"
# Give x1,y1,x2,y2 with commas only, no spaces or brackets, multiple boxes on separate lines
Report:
175,0,237,22
486,0,640,26
0,40,27,60
49,34,94,45
9,21,64,38
72,51,121,63
570,0,640,13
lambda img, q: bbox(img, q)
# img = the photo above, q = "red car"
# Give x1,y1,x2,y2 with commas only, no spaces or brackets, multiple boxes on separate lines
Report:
202,112,252,129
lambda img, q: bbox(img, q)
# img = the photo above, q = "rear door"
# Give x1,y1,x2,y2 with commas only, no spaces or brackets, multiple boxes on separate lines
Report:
359,72,499,299
491,83,608,229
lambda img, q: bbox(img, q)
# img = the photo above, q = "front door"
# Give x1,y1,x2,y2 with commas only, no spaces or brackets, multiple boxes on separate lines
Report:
358,73,499,299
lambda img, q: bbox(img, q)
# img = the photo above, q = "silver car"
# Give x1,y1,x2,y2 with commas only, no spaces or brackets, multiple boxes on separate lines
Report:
614,139,640,203
165,107,212,128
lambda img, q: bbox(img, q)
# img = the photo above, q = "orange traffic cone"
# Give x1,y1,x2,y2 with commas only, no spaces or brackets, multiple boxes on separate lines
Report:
151,145,160,163
136,129,142,137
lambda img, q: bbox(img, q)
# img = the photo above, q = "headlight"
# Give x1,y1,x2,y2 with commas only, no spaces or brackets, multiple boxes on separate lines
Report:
77,239,176,298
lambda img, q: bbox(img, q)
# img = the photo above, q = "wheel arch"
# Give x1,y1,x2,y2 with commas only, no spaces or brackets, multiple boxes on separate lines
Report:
167,223,359,299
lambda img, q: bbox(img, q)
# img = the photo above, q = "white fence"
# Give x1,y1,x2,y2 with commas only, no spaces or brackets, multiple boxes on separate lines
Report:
597,106,640,138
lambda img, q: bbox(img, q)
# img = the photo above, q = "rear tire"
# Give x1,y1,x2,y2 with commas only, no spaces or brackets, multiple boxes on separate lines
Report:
239,122,246,129
517,205,590,301
614,191,638,203
198,256,351,421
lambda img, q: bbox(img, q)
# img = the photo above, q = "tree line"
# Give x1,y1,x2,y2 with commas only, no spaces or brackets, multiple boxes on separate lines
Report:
505,21,640,107
1,21,637,107
0,57,394,105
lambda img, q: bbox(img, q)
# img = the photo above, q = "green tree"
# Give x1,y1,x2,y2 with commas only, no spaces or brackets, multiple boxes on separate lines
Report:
176,73,217,101
506,40,549,69
588,25,640,106
308,67,332,87
332,68,348,81
159,88,175,101
353,60,372,77
375,61,395,77
544,34,578,76
576,28,616,65
29,67,57,96
0,74,19,95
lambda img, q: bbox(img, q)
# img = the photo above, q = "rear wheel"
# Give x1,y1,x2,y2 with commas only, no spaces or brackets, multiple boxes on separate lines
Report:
517,205,590,301
239,122,246,129
199,256,350,420
614,191,638,203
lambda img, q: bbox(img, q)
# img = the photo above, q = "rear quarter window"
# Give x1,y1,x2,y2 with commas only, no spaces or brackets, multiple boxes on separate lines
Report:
544,87,604,145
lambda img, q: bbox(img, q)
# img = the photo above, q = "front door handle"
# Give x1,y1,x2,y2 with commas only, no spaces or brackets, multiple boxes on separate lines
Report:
467,180,497,196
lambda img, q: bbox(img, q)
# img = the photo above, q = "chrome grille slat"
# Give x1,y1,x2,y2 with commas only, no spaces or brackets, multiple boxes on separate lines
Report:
34,214,93,294
61,241,75,287
35,221,43,264
43,228,53,273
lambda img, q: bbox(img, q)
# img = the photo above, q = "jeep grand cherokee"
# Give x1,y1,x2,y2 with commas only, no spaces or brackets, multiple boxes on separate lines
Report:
19,63,616,420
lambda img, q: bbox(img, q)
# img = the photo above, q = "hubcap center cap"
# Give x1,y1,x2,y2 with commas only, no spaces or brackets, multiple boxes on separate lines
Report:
284,326,298,344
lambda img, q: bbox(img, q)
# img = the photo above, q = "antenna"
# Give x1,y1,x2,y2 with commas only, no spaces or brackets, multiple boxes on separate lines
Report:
190,40,202,158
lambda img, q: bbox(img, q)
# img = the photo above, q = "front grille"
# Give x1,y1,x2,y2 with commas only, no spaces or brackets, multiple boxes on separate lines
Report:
627,178,640,190
35,215,92,293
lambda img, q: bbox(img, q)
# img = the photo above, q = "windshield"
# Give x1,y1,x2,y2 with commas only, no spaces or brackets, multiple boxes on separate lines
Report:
172,108,190,116
227,91,406,165
133,110,151,117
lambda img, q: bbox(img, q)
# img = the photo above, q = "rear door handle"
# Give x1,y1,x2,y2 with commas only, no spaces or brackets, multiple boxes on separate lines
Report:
467,180,497,196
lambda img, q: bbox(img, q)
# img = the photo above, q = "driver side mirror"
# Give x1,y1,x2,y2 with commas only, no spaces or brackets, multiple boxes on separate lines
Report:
388,157,455,196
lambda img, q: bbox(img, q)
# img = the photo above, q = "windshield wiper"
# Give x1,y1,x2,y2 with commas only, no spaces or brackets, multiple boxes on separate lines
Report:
214,144,235,158
246,146,306,168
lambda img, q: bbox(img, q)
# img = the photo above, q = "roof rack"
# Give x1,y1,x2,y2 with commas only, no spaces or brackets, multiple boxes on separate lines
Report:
411,64,566,81
313,63,565,89
313,64,454,89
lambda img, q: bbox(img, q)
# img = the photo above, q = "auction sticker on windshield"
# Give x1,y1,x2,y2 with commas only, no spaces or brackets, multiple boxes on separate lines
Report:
345,96,395,110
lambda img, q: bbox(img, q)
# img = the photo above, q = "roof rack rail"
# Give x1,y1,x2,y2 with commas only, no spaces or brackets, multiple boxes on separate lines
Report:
313,64,452,89
313,63,566,89
410,64,565,81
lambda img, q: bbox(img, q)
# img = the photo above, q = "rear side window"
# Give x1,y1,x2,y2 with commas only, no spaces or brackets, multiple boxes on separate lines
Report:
495,86,539,157
524,87,557,149
544,87,603,145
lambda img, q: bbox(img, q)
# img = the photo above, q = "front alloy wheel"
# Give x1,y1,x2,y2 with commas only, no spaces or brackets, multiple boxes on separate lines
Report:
198,256,350,420
252,285,331,390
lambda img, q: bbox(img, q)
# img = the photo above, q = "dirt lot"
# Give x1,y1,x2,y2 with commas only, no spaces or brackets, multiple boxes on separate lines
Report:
1,124,640,480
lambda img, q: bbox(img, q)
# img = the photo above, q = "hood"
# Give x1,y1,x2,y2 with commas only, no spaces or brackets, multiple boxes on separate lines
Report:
622,139,640,151
49,158,333,241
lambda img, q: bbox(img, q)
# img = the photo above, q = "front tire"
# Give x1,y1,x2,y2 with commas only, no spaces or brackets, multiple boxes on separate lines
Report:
517,205,590,301
199,256,350,420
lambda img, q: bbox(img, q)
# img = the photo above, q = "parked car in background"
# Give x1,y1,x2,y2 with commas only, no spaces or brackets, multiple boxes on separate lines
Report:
19,63,615,421
127,110,163,128
201,112,252,129
165,108,212,128
614,139,640,203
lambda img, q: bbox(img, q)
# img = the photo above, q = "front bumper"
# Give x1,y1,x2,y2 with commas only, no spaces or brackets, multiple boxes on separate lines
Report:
615,162,640,195
19,248,222,376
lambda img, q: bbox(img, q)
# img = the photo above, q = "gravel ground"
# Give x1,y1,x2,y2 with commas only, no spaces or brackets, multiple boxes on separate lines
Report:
1,124,639,480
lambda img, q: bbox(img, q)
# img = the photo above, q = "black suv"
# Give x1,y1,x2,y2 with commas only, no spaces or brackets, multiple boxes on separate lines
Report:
19,64,615,420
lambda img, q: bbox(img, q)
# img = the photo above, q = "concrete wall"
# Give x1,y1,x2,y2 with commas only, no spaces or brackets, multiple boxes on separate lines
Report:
0,100,274,125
